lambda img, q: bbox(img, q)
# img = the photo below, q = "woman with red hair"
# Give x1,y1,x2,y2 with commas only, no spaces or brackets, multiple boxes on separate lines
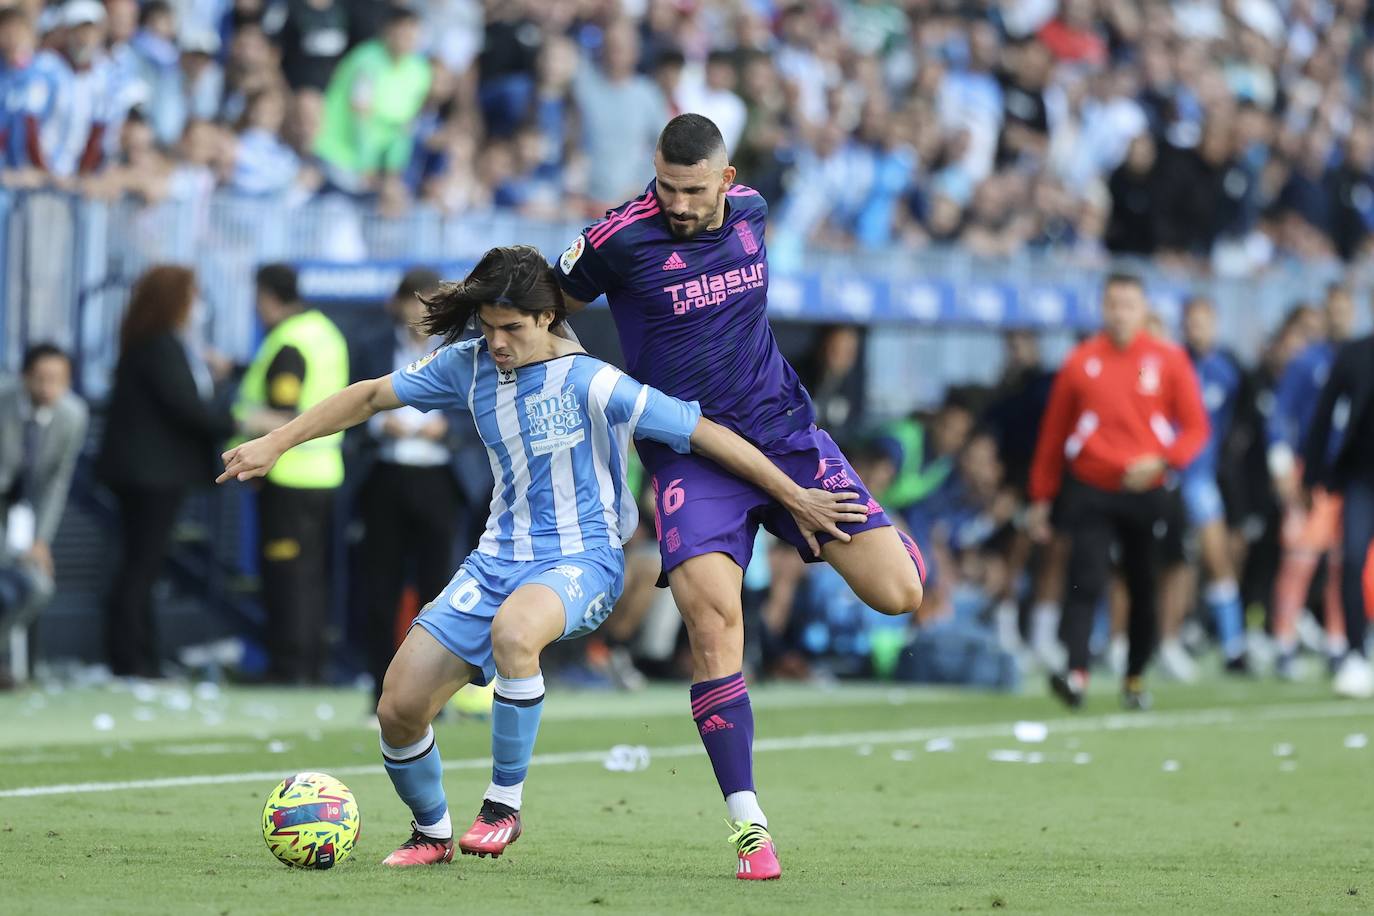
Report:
96,265,236,678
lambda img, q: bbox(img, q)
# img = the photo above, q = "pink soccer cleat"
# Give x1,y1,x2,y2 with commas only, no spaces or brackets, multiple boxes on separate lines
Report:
728,820,781,880
381,822,454,867
459,800,523,858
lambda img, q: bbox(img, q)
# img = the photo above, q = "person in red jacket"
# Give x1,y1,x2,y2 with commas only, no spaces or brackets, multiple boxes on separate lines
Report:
1027,273,1209,710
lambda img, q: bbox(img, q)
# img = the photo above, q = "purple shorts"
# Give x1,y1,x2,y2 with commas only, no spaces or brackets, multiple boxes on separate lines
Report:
638,425,893,583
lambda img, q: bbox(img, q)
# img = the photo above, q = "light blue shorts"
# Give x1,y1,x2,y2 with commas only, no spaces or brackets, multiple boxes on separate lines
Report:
1181,469,1224,527
411,547,624,686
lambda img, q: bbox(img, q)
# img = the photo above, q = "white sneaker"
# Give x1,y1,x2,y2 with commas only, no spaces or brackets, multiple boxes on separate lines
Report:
1333,654,1374,699
1157,639,1199,683
1107,635,1128,678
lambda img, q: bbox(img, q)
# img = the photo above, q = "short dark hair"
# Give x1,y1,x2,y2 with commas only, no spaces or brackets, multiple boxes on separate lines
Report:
657,113,726,166
22,342,70,374
0,7,31,29
140,1,173,27
654,48,686,72
1104,271,1144,291
416,246,566,345
394,267,442,302
385,3,420,26
255,263,299,305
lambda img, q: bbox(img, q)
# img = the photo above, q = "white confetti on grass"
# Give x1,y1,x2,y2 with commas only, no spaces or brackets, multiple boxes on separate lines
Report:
92,714,114,732
1344,733,1368,749
1162,760,1180,772
1014,721,1048,743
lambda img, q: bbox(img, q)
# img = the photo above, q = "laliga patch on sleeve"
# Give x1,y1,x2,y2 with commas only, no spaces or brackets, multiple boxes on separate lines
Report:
406,349,438,374
559,234,585,274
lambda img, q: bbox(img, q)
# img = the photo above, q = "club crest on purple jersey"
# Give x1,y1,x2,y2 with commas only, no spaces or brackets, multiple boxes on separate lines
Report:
734,221,759,255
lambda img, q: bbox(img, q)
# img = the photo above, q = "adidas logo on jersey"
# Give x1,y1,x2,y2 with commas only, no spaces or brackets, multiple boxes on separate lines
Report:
662,251,687,271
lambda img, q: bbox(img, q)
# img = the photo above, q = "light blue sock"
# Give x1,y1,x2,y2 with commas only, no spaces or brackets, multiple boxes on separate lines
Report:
381,725,448,830
1206,579,1246,660
489,672,545,807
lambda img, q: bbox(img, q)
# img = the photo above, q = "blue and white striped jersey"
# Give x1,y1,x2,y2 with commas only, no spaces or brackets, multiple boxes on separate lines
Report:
390,338,702,561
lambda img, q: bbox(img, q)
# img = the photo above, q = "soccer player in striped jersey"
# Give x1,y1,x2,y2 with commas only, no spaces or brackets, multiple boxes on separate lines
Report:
555,114,926,879
219,246,866,868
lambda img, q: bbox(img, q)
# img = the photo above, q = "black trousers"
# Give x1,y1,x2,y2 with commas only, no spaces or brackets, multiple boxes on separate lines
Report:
359,463,460,701
1057,476,1170,678
259,482,335,683
1340,471,1374,654
105,486,185,678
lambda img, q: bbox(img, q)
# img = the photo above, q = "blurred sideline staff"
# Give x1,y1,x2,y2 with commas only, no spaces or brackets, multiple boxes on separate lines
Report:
233,263,349,684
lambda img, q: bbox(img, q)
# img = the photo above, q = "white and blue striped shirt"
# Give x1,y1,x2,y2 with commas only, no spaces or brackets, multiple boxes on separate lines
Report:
389,338,701,561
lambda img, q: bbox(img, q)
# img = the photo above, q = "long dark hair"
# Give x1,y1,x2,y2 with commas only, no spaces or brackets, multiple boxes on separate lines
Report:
120,265,197,355
416,245,567,345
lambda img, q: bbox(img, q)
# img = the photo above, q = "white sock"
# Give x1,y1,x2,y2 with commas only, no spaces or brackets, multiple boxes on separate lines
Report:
416,811,451,839
726,791,767,827
484,780,523,810
379,724,434,761
1031,602,1059,647
994,600,1023,652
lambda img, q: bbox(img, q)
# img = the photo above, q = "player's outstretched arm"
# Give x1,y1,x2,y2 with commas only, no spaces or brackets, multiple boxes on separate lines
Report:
217,375,403,483
689,417,870,557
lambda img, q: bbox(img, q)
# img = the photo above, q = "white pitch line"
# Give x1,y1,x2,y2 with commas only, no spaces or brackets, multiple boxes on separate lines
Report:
0,699,1368,800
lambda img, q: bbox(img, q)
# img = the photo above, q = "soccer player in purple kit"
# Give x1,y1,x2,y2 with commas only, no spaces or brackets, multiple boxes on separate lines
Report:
556,114,926,880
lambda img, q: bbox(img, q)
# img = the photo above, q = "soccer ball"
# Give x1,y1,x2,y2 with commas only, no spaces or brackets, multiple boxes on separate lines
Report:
261,772,360,869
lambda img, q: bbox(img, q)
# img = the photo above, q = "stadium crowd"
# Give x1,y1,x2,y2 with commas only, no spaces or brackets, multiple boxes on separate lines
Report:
5,0,1374,273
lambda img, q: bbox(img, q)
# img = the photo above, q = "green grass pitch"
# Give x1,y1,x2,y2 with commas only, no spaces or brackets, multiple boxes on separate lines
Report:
0,676,1370,914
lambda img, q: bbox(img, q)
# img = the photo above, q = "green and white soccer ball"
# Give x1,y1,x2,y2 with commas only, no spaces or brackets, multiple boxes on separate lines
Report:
262,772,360,869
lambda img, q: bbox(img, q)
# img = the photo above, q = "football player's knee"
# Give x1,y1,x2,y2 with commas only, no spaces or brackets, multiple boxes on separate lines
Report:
871,576,923,616
376,692,428,745
490,615,542,670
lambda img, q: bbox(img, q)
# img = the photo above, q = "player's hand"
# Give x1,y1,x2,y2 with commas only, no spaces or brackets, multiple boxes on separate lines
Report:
1122,455,1167,492
1025,501,1053,544
784,487,871,558
217,435,285,484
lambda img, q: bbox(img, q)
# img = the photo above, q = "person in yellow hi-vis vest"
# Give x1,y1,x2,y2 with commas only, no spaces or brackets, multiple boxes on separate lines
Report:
233,264,349,683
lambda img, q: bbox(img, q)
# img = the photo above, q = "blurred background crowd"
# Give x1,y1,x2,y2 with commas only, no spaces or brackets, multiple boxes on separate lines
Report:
3,0,1374,708
7,0,1374,273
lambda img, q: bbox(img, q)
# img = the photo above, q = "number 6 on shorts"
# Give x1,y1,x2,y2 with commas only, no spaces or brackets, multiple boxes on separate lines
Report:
448,573,482,613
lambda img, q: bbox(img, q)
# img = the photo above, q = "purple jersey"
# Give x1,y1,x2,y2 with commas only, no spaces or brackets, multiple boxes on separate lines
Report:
556,181,814,447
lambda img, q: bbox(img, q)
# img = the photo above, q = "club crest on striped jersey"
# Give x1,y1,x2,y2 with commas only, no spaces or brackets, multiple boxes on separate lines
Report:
406,349,439,373
559,234,585,274
525,383,585,454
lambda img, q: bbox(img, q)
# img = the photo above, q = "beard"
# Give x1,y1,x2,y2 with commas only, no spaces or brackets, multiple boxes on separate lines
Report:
666,213,705,239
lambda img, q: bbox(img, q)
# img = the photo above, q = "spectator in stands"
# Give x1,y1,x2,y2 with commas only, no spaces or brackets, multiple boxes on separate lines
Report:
229,87,302,197
96,266,235,679
314,4,431,202
129,1,184,146
233,263,349,684
572,18,666,209
796,324,866,444
0,344,87,689
677,50,747,156
351,268,466,710
270,0,350,95
219,20,280,126
43,0,116,179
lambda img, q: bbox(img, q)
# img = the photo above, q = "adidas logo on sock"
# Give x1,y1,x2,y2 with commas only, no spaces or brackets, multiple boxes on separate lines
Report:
699,714,734,734
662,251,687,271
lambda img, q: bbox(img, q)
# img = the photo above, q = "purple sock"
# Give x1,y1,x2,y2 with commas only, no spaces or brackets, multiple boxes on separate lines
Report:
690,672,755,797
